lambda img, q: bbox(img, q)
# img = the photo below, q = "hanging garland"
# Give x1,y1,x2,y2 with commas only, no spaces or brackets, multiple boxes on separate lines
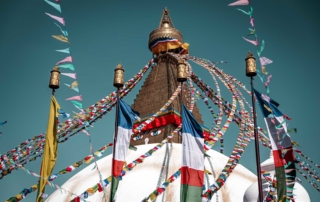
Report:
0,60,155,177
142,168,182,201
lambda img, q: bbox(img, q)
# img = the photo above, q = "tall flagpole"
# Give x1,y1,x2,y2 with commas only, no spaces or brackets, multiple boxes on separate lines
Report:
111,64,125,202
245,52,264,202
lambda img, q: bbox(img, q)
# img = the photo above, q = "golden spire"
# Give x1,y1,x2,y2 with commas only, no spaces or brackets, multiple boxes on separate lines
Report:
158,7,175,28
148,7,183,51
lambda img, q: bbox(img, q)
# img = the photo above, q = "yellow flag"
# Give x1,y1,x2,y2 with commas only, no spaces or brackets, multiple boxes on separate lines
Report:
261,66,268,74
36,96,60,202
52,35,69,43
70,80,78,89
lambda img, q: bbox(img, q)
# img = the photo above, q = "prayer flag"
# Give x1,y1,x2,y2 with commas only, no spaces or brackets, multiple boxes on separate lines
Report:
36,96,60,202
44,0,61,12
56,48,70,54
180,104,204,202
59,64,75,71
61,73,77,79
45,13,65,25
228,0,249,6
66,95,82,101
242,36,258,46
110,100,139,202
56,56,72,65
52,35,69,43
254,88,296,201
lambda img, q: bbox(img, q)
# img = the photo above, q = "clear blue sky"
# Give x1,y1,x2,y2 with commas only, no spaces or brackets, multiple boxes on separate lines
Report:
0,0,319,201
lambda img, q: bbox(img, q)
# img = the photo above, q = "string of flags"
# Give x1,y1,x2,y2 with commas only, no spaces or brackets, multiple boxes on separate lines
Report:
71,126,183,201
0,60,154,174
143,168,182,201
2,45,319,201
229,0,273,93
71,88,195,200
44,0,84,112
133,84,181,133
5,142,113,201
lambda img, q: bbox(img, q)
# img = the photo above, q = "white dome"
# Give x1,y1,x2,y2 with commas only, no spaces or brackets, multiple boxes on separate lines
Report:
48,143,257,202
243,180,310,202
243,151,310,202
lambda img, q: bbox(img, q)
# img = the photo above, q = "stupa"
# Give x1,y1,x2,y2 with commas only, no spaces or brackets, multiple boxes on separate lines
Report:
47,8,257,202
243,151,310,202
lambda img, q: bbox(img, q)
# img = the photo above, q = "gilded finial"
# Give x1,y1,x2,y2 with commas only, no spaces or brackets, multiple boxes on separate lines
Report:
177,58,187,82
116,63,123,69
113,63,125,88
245,51,257,77
148,7,182,52
49,66,61,89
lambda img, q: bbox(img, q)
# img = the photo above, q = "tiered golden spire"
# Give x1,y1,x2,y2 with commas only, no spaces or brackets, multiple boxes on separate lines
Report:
148,7,183,51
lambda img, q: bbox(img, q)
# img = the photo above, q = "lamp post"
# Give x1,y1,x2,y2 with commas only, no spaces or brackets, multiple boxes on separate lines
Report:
246,51,263,202
111,63,125,201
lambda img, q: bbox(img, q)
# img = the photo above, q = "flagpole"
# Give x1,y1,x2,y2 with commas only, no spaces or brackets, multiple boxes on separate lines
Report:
111,64,125,202
246,52,264,202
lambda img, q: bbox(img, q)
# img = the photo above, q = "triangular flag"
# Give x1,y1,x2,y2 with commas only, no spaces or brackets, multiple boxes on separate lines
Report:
61,73,76,79
44,0,61,12
56,56,72,65
54,23,68,36
237,8,252,16
73,111,86,120
58,109,70,118
66,95,82,101
64,83,79,92
71,100,83,109
250,17,254,27
58,63,75,71
257,40,265,57
56,48,70,54
261,66,268,74
259,57,273,66
228,0,249,6
52,35,69,43
0,121,7,125
69,80,78,88
287,128,297,133
242,36,258,46
45,13,65,25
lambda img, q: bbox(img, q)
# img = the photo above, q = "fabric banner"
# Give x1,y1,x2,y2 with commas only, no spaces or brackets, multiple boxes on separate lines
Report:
150,37,189,55
110,100,139,202
180,104,204,202
36,96,60,202
253,88,296,201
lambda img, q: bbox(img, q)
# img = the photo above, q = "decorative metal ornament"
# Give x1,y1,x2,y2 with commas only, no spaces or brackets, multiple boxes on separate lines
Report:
148,7,183,52
49,66,61,89
177,58,187,82
113,63,125,88
245,51,257,77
